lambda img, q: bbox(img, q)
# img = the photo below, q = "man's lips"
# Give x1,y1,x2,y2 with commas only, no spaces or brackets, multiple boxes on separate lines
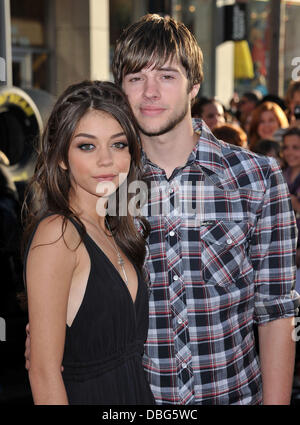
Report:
140,106,166,116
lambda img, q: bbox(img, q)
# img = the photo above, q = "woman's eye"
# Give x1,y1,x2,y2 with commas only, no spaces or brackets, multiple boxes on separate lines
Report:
113,141,128,149
78,144,95,151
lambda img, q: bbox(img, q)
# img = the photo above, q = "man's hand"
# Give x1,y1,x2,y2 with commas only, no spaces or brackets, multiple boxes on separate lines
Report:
25,323,64,372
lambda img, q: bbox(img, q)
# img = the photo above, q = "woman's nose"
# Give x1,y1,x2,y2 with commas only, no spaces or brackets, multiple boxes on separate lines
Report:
97,147,113,166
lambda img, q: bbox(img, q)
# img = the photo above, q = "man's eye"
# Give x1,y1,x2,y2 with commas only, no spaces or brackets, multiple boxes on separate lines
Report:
128,77,141,82
162,75,174,80
78,144,95,151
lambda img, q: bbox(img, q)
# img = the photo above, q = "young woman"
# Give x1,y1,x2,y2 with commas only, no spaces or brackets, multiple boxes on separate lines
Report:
23,80,154,405
248,101,288,151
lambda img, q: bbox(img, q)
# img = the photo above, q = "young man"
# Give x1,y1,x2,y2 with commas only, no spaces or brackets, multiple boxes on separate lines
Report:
112,14,299,405
25,14,298,405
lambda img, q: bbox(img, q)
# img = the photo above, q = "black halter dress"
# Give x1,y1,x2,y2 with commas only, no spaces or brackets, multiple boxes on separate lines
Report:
24,216,155,405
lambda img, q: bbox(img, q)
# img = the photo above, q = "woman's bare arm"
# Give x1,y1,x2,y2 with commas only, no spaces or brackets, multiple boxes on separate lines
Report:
26,216,79,405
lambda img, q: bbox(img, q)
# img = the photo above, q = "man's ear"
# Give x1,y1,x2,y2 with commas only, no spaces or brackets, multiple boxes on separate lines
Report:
190,83,200,101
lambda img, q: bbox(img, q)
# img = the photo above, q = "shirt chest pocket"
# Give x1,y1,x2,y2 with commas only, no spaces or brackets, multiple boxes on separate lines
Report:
200,220,252,287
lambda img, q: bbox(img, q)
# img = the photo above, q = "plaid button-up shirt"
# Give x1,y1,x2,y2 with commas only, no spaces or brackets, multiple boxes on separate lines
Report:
141,119,299,405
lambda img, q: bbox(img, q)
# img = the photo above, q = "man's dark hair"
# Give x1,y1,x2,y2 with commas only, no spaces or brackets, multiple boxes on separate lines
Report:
191,97,224,118
254,139,281,156
261,94,286,111
283,126,300,140
242,92,260,104
191,97,210,117
112,14,203,92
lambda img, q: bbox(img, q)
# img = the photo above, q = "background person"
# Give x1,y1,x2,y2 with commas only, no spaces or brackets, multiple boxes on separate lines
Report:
285,80,300,125
191,97,225,130
261,94,286,112
248,101,289,152
281,127,300,391
0,152,23,317
281,127,300,257
254,139,282,164
237,91,261,131
212,123,248,148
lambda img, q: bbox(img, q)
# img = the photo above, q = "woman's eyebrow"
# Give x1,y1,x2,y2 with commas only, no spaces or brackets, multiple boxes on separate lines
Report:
111,132,126,139
74,133,96,139
74,132,126,139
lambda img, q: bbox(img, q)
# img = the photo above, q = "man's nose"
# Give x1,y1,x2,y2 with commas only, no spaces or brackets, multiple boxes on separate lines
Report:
143,77,160,100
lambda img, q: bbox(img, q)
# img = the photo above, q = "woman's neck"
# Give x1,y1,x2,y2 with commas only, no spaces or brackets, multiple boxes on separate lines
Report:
69,191,106,230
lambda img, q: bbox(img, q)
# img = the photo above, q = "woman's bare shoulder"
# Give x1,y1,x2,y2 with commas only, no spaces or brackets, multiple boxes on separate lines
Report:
26,215,83,286
30,214,82,252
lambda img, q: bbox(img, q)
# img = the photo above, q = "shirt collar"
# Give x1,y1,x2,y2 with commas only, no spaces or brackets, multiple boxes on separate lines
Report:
141,118,225,178
191,118,225,178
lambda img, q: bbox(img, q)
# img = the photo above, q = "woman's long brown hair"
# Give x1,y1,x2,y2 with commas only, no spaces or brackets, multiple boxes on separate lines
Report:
22,80,150,271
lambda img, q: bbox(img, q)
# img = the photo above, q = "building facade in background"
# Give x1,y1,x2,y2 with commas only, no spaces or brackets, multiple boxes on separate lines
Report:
6,0,300,106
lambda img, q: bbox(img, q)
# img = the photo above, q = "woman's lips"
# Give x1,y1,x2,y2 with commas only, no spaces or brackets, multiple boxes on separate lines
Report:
93,174,117,181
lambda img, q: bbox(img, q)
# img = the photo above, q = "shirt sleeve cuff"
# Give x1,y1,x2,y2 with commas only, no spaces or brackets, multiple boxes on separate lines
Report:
254,290,300,325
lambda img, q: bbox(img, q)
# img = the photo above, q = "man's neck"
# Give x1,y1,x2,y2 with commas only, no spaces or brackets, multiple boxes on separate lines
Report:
141,122,199,178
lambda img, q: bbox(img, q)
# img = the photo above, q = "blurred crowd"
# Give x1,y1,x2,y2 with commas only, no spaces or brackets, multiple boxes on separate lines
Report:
192,79,300,395
192,80,300,267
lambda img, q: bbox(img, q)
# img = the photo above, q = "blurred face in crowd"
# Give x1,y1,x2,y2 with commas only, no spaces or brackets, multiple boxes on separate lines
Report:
239,97,256,115
282,134,300,169
201,101,225,130
257,110,280,140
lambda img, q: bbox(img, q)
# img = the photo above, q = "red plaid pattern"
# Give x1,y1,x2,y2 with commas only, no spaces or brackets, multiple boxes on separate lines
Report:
141,120,299,405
